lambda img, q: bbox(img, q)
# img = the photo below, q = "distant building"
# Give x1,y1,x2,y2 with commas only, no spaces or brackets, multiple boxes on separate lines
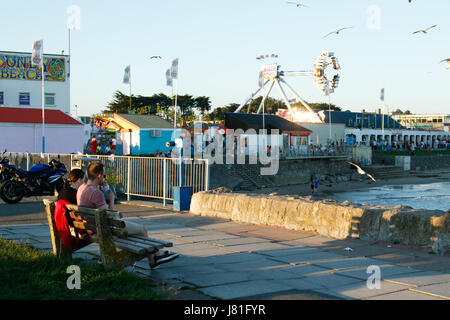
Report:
0,50,83,153
225,112,312,154
390,114,450,132
102,113,176,155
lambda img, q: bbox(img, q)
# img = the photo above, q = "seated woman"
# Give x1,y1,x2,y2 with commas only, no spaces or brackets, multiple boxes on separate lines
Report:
77,162,179,269
54,169,87,251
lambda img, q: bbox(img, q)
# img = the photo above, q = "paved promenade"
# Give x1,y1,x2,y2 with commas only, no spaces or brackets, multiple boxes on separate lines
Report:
0,198,449,300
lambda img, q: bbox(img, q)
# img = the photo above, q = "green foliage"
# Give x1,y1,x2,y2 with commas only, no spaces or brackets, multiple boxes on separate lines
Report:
0,239,165,300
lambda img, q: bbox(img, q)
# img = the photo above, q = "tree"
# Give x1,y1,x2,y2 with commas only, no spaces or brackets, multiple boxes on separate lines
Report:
104,90,132,114
194,96,212,119
392,109,404,114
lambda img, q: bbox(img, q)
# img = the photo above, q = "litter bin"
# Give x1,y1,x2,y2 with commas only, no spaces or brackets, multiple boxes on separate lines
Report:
173,186,192,211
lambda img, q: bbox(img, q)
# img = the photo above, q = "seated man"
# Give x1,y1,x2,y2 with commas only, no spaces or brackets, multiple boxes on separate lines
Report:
77,162,178,269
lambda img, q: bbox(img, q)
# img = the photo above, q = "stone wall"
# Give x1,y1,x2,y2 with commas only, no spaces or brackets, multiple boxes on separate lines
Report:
190,191,450,255
373,154,450,170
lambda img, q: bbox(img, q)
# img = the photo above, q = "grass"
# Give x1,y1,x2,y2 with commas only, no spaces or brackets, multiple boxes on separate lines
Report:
0,239,166,300
373,149,450,157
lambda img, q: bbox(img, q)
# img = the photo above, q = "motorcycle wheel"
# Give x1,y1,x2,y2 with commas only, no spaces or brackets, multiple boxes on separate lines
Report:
0,180,25,204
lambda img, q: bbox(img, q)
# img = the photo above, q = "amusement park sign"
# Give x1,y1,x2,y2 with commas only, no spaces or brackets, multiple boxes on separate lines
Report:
0,53,66,82
263,63,278,80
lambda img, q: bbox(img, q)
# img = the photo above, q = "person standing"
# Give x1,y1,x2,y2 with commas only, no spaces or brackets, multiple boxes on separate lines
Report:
90,136,98,154
111,137,117,154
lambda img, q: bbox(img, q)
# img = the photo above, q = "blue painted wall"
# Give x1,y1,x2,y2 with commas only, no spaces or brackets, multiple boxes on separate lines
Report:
134,129,176,155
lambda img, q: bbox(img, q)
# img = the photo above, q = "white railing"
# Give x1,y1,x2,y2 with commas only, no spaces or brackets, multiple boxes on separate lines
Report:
4,152,209,206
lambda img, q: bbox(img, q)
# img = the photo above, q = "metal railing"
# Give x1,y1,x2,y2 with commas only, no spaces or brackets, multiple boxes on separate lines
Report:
3,152,209,205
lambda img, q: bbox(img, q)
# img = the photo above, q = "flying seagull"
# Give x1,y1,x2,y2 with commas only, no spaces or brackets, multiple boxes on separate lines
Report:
150,56,162,59
323,27,354,38
286,1,307,7
413,25,437,34
347,161,377,183
440,58,450,70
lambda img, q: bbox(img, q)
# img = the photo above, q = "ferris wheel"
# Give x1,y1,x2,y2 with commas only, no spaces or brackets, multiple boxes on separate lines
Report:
234,52,341,122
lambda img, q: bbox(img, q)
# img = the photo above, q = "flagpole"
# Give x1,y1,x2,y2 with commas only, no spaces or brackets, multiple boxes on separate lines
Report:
41,47,45,154
129,78,132,113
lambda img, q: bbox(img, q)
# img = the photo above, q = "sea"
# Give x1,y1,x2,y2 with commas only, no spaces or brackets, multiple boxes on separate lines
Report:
328,181,450,211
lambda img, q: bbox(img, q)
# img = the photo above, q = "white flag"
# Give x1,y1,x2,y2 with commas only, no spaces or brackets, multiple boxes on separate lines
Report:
123,65,130,84
166,69,173,87
380,88,385,102
31,40,43,66
258,71,264,88
171,58,178,79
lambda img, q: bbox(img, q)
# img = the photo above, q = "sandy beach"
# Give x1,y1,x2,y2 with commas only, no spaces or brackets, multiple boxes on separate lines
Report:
240,168,450,201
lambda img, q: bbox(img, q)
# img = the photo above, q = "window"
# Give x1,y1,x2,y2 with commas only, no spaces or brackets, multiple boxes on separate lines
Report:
0,92,3,105
19,92,30,105
45,93,55,106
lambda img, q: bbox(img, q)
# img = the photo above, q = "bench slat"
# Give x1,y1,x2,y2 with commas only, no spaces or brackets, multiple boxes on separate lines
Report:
66,204,123,219
113,241,146,255
130,235,173,248
113,237,160,253
69,211,125,229
125,236,165,249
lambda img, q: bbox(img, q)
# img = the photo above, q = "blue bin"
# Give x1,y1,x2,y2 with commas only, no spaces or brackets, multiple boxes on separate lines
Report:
173,186,192,211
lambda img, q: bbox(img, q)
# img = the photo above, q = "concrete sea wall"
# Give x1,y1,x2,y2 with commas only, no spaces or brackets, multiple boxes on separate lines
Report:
190,191,450,255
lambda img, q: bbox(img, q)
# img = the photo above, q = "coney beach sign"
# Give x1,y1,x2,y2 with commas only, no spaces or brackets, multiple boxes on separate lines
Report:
0,53,66,82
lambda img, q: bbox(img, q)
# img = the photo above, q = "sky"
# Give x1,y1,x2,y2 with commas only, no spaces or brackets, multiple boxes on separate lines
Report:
0,0,449,117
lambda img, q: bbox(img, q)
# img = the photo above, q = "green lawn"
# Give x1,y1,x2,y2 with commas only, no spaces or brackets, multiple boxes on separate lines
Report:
0,239,166,300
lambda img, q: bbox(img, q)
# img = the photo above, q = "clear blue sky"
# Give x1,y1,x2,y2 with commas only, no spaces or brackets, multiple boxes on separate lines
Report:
1,0,449,116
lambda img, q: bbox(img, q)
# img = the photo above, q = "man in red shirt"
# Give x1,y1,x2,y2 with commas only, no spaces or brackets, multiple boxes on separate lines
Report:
77,162,179,268
90,136,98,154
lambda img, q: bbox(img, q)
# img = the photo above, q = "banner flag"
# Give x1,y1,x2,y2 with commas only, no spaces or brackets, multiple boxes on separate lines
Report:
380,88,385,102
166,69,173,86
123,65,130,84
258,71,264,88
171,58,178,79
31,40,43,66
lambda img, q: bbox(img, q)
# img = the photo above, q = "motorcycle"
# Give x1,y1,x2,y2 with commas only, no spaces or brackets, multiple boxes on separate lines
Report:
0,158,67,204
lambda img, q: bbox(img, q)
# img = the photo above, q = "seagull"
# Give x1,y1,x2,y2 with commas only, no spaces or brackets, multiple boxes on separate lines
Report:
150,56,162,59
440,58,450,70
323,27,354,38
413,25,437,34
347,161,377,183
286,1,307,7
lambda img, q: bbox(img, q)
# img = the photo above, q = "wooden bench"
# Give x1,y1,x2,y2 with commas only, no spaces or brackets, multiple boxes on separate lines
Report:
44,199,173,270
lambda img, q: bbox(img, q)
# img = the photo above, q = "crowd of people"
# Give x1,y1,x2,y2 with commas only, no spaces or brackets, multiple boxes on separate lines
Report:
368,139,449,152
88,135,117,155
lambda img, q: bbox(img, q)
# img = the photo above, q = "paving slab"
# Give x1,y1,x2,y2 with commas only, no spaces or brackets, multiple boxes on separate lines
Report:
238,289,340,300
175,233,241,243
250,246,323,258
278,263,333,278
326,281,410,300
200,223,261,233
217,257,289,272
180,271,256,287
383,271,450,287
365,289,446,300
222,241,291,253
300,272,365,290
369,252,450,272
281,235,341,248
411,283,450,299
311,257,387,270
334,265,423,281
199,279,293,300
269,251,345,265
240,227,314,241
210,237,271,246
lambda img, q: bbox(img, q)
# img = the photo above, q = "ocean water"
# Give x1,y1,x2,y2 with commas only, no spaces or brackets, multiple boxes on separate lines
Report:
328,181,450,211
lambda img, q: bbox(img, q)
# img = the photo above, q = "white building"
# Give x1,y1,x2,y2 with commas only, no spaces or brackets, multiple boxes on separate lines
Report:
0,50,83,153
